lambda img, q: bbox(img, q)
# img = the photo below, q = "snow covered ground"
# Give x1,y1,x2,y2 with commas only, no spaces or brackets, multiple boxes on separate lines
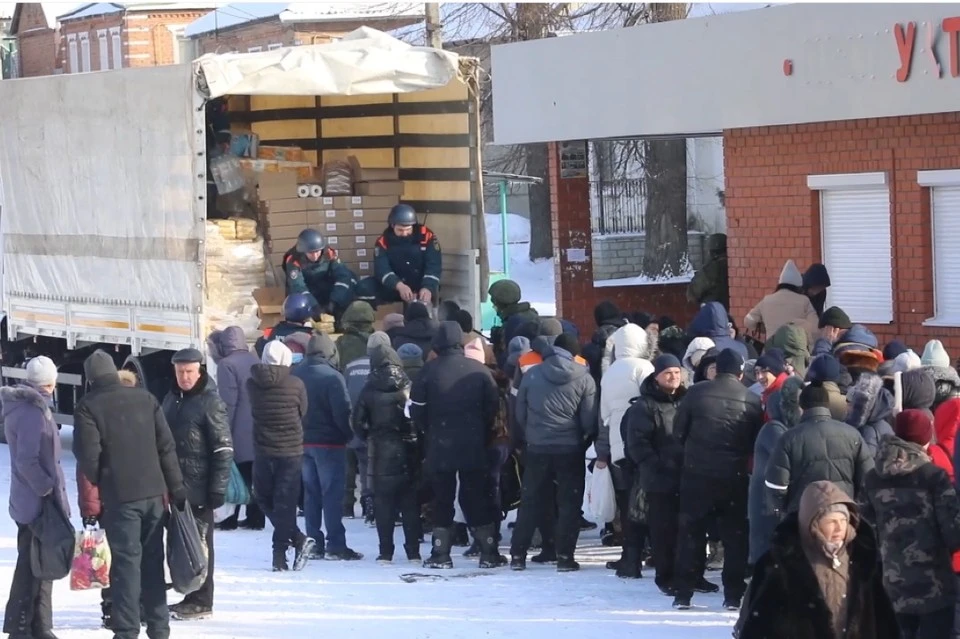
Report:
0,427,739,638
485,213,557,317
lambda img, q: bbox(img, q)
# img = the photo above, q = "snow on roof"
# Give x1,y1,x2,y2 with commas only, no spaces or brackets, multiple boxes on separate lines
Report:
184,2,424,38
59,1,220,22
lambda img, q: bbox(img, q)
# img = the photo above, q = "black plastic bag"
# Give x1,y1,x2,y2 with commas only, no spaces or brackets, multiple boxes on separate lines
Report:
30,496,76,581
166,501,208,595
627,477,648,525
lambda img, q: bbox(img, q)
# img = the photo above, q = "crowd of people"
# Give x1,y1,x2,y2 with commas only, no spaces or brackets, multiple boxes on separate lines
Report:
6,256,960,639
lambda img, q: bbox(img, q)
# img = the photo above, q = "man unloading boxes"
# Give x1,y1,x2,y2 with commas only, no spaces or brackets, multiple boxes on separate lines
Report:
356,204,442,309
283,229,357,328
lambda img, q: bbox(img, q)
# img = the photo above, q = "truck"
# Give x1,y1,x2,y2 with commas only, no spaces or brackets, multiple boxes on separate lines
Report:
0,28,489,427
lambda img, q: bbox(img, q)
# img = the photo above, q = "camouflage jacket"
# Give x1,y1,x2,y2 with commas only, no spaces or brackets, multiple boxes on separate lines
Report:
861,436,960,615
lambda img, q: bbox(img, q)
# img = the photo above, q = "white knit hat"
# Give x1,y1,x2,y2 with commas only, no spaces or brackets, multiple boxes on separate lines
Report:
26,356,58,386
921,339,951,369
262,341,293,367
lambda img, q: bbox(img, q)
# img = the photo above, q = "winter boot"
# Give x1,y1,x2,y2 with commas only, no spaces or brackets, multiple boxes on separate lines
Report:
578,514,597,531
510,555,526,571
474,524,508,569
376,552,393,564
404,544,422,564
215,513,238,531
615,547,642,579
169,601,213,621
694,577,720,594
423,527,454,569
292,535,316,571
272,549,289,572
101,598,113,630
463,537,481,558
452,522,470,547
343,503,356,519
605,560,620,571
530,546,557,564
556,555,580,573
672,595,692,610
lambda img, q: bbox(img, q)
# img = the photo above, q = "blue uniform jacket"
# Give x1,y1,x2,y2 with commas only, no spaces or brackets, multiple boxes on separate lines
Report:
374,224,442,295
283,247,356,311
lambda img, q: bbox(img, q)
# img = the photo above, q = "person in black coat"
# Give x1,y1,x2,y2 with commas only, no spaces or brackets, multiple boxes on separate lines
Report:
390,301,438,358
353,344,422,563
410,321,500,570
671,349,764,610
161,348,233,620
582,301,627,389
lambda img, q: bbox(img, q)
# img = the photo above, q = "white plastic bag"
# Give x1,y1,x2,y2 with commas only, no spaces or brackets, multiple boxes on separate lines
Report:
587,465,617,524
212,504,235,524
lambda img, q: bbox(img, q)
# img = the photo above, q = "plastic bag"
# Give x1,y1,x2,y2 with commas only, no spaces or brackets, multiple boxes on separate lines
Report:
209,154,245,194
321,160,353,195
627,477,648,525
224,462,250,506
212,504,234,524
166,501,209,595
69,529,111,590
587,465,617,524
29,496,76,581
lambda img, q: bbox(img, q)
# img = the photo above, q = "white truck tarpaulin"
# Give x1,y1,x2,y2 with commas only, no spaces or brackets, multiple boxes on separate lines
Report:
196,27,462,99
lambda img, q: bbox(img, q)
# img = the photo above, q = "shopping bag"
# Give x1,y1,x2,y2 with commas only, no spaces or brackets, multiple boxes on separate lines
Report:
29,496,76,581
212,504,234,524
587,465,617,524
166,501,208,595
627,476,648,525
70,528,111,590
224,462,250,506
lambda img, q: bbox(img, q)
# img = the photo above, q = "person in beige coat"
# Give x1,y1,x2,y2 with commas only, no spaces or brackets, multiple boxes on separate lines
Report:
744,260,819,343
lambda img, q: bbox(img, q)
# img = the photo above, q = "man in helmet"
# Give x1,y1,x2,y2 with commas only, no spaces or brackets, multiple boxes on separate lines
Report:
355,204,442,309
255,293,316,358
284,229,357,326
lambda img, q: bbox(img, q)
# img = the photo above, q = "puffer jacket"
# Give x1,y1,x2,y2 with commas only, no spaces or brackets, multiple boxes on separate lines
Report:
515,345,598,455
764,406,874,517
624,375,688,494
353,345,417,484
391,303,438,358
933,398,960,572
291,339,352,448
583,319,626,386
674,373,764,479
207,326,259,464
744,269,819,343
336,301,375,367
597,324,654,464
247,364,307,458
161,371,234,507
845,373,895,460
688,302,748,359
927,365,960,413
748,376,804,565
862,436,960,614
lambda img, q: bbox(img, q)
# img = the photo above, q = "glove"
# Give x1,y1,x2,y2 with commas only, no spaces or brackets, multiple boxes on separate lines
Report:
208,493,225,509
82,516,99,529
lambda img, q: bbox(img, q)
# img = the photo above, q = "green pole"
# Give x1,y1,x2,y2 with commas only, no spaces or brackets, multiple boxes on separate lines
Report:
499,180,509,278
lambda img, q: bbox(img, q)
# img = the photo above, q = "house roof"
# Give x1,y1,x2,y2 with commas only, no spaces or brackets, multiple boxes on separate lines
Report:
10,2,84,32
184,2,424,38
58,2,220,23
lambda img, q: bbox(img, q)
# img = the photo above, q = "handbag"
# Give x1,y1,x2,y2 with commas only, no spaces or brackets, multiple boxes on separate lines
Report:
29,495,76,581
224,462,250,506
166,500,209,595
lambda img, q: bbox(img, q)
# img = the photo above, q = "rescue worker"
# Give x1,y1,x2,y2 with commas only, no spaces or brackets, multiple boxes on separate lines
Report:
284,229,357,328
356,204,442,309
255,293,316,358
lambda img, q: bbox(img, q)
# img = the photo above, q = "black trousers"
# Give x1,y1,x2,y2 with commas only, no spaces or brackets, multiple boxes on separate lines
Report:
255,455,304,552
373,475,422,556
101,497,169,639
510,452,585,558
646,491,681,587
3,524,53,636
898,605,955,639
180,504,215,609
673,473,749,600
431,469,495,529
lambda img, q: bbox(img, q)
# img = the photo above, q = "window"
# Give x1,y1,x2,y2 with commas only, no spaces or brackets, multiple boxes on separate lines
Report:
247,46,262,53
808,172,893,324
79,32,91,72
97,30,108,70
919,170,960,326
67,34,79,74
110,27,122,69
268,43,282,50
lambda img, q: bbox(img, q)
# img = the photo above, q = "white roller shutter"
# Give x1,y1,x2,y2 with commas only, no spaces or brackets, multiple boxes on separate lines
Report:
821,187,893,323
933,186,960,322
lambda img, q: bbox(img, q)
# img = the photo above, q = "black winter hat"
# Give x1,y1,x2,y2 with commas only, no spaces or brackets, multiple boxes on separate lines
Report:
553,333,581,357
516,320,541,341
756,348,786,376
819,306,852,330
653,353,682,375
404,301,431,322
593,301,622,327
806,354,842,384
455,309,474,335
799,384,831,410
539,318,563,337
716,349,745,376
883,340,909,362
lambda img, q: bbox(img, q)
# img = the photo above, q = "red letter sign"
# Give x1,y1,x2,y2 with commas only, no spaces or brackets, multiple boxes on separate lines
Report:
894,22,917,82
944,17,960,78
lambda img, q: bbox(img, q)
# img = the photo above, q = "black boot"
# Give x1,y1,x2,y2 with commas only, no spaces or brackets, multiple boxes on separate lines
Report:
530,546,557,564
423,527,454,569
463,538,481,558
474,524,508,569
452,522,470,547
272,548,289,571
556,555,581,572
215,513,238,531
615,547,642,579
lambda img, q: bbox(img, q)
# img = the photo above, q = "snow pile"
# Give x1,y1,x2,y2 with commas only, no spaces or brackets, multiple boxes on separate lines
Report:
485,213,556,317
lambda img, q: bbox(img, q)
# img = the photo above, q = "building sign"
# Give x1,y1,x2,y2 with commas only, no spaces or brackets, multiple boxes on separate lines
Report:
894,17,960,81
559,141,587,179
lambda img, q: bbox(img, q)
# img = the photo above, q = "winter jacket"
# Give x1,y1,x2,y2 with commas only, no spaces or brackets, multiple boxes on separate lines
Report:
802,263,831,317
292,351,353,448
335,301,375,367
744,263,819,343
822,380,849,421
390,304,437,358
934,398,960,572
738,485,898,639
760,372,788,422
764,406,874,517
503,336,530,382
162,371,234,507
74,351,184,509
765,323,811,379
494,302,539,368
342,354,372,452
674,373,764,479
515,346,598,455
410,322,499,473
247,364,307,458
748,377,804,565
927,365,960,413
353,345,417,484
399,353,424,385
4,384,70,525
254,320,313,359
624,375,688,494
688,302,748,359
582,319,626,387
860,437,960,614
845,373,895,460
207,326,259,464
597,324,655,464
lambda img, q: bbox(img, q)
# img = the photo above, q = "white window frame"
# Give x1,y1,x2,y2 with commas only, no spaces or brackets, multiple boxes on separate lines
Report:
919,169,960,327
247,46,262,53
97,29,108,70
67,34,79,74
267,43,282,51
808,172,894,324
79,32,91,73
110,27,122,69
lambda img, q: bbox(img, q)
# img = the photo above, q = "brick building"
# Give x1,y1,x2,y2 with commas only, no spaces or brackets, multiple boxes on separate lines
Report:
492,3,960,351
183,3,424,55
8,3,76,76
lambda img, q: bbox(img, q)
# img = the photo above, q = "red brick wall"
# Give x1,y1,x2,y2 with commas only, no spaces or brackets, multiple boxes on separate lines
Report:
724,111,960,354
15,4,57,76
548,142,695,335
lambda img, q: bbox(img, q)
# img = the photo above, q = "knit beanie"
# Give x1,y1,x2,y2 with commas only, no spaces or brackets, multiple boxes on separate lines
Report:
539,318,563,337
894,408,935,446
553,333,581,357
756,348,786,375
396,343,423,361
593,301,622,327
799,384,831,410
819,306,852,330
654,353,682,376
367,331,392,355
382,313,405,332
26,356,58,386
921,339,951,369
716,348,745,376
806,355,842,384
883,340,909,362
262,341,292,367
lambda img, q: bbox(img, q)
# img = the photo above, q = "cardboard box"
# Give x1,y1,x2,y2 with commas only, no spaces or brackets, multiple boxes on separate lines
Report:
259,313,282,330
264,198,307,214
354,181,405,197
241,159,313,181
346,156,400,182
265,210,307,228
319,195,399,210
253,287,285,316
269,224,304,242
258,145,304,163
325,235,371,249
257,171,299,200
307,208,392,225
317,220,383,235
334,247,372,262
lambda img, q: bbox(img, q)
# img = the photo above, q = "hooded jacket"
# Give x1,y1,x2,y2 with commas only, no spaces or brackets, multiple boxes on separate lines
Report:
583,316,627,386
934,398,960,572
207,326,259,464
247,363,307,458
844,373,895,459
765,323,811,379
410,322,499,473
739,481,897,639
688,302,748,359
390,303,438,358
623,375,688,494
862,437,960,614
515,345,598,455
596,325,655,464
744,260,819,343
926,365,960,413
74,351,184,509
336,301,376,367
292,335,353,448
802,263,831,317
